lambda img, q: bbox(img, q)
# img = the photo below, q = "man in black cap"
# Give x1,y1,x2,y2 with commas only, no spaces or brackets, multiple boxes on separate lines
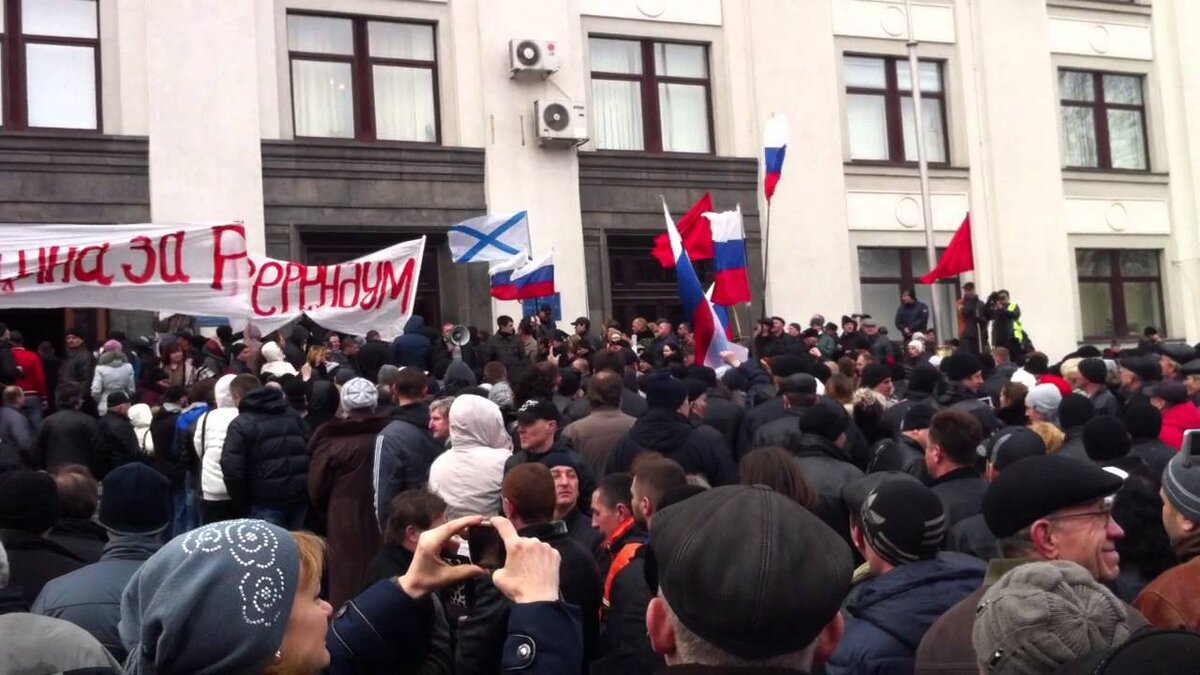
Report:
1123,404,1176,481
752,373,820,450
571,316,601,363
607,372,734,486
829,481,983,673
1119,355,1161,409
0,470,86,608
644,484,853,672
944,426,1047,560
924,410,986,530
867,402,936,479
32,463,170,662
92,391,142,478
34,383,100,474
882,363,942,433
1147,380,1200,450
1076,357,1121,417
914,454,1130,674
533,304,558,342
1056,392,1096,461
737,355,815,457
861,317,892,364
782,397,864,544
936,353,1002,433
1182,358,1200,405
686,365,743,451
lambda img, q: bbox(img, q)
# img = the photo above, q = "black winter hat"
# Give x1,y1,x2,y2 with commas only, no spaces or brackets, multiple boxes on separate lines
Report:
860,363,891,389
908,364,944,394
1120,356,1162,383
1055,629,1200,675
106,391,131,408
768,355,808,378
684,378,708,403
979,426,1046,471
942,353,982,382
641,372,688,411
1083,416,1131,463
686,366,717,388
0,470,60,534
983,455,1123,538
1148,380,1189,407
650,485,853,659
800,399,848,441
840,471,922,515
1122,403,1162,440
901,402,938,431
1077,358,1108,386
861,480,946,566
1058,393,1096,430
516,398,561,424
98,463,171,535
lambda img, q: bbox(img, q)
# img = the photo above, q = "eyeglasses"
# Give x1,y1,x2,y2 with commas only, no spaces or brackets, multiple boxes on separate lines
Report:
1046,501,1114,525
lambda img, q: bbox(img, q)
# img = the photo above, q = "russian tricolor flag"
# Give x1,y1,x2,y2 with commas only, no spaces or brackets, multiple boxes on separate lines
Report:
763,115,788,204
511,251,555,300
489,255,525,300
705,206,751,306
664,199,740,370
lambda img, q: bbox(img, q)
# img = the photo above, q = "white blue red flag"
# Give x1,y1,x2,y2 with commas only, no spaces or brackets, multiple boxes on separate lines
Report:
704,206,751,306
664,199,738,370
705,284,734,341
511,251,555,299
488,255,526,300
763,115,788,203
449,211,531,263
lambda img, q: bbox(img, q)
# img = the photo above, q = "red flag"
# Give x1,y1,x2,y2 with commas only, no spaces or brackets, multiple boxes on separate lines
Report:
919,214,974,283
651,193,714,268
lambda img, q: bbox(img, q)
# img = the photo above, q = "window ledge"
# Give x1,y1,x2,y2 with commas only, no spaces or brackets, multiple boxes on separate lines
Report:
1046,0,1151,17
1062,168,1169,185
843,161,970,179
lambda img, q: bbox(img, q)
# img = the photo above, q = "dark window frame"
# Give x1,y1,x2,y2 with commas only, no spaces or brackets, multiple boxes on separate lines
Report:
844,54,949,166
0,0,103,133
286,10,441,144
858,247,959,334
588,34,715,155
1059,68,1150,172
1076,248,1164,339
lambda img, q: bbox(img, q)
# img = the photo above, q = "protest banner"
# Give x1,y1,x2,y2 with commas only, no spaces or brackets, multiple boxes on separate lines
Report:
0,222,252,317
245,237,426,339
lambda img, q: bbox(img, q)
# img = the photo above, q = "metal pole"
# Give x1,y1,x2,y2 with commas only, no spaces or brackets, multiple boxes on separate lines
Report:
904,0,943,341
761,202,771,317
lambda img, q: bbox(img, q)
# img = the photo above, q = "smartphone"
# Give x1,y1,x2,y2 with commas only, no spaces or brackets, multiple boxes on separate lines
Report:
1183,429,1200,459
467,523,506,569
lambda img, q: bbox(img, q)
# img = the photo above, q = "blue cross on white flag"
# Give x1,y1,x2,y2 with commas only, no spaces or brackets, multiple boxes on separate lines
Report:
449,211,532,263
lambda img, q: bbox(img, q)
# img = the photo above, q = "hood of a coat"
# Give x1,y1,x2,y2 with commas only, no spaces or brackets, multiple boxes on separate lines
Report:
214,374,237,408
128,403,153,428
308,380,339,414
404,315,426,335
238,386,289,414
261,341,285,363
848,557,985,649
98,350,127,367
445,360,477,389
628,408,693,453
449,395,511,451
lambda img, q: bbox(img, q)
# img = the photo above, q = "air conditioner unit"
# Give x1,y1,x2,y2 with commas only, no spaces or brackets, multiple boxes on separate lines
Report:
509,39,560,79
535,99,588,148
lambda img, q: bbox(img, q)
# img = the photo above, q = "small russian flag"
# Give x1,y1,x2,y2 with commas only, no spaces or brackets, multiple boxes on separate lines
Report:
704,206,751,306
763,115,788,204
511,251,555,300
488,255,525,300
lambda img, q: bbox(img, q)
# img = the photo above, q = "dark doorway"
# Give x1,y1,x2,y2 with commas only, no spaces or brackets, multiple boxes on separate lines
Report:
0,308,68,354
607,233,716,329
300,230,443,329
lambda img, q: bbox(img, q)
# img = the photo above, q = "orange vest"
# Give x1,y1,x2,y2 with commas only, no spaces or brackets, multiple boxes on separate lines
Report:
600,518,643,611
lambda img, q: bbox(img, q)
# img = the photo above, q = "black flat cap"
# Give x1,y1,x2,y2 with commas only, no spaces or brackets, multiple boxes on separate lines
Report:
800,398,848,441
651,485,853,659
983,455,1123,538
860,363,891,389
1181,359,1200,376
978,426,1046,471
1120,355,1162,383
901,402,938,431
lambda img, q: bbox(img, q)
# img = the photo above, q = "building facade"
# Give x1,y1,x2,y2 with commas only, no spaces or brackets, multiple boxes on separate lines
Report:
0,0,1197,359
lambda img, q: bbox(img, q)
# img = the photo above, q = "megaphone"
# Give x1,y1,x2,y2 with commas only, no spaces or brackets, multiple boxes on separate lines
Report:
451,325,471,346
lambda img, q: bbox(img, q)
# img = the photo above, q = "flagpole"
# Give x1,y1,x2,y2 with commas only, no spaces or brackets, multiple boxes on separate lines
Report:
761,201,772,317
905,0,943,340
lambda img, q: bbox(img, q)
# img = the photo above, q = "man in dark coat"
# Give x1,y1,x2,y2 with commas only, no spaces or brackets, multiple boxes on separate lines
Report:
391,315,432,370
481,315,529,374
32,463,169,663
868,403,936,479
47,465,107,564
33,383,99,474
58,327,95,391
924,410,987,530
687,365,743,450
1123,404,1177,483
882,364,942,434
308,378,392,609
564,351,646,422
92,392,142,478
607,373,734,486
894,289,931,342
645,319,680,368
0,470,87,608
829,480,984,673
957,282,988,354
936,352,1003,434
457,463,601,674
373,367,441,529
356,330,392,383
219,385,311,529
736,355,812,459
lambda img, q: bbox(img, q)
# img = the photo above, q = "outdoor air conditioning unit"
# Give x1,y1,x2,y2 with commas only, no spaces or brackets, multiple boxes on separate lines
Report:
535,99,588,148
509,39,560,79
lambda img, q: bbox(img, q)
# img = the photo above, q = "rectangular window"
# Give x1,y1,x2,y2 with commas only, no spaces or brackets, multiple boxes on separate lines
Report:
1,0,101,130
287,13,439,143
1059,70,1148,171
1075,249,1163,338
858,247,958,339
589,37,712,154
844,56,947,164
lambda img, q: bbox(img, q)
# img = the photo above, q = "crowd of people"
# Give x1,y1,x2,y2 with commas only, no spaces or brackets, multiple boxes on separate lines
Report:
2,286,1200,673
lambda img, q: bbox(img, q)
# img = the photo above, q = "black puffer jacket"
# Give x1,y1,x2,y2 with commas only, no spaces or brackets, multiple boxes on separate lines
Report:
34,409,99,473
606,409,735,485
93,412,143,478
220,387,311,509
866,434,929,480
936,382,1003,434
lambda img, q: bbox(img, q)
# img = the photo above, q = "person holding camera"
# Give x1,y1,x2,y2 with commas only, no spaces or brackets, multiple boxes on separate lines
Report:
986,290,1029,362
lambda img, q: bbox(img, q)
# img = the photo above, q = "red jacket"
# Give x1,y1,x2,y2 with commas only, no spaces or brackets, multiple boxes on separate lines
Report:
12,346,46,399
1161,402,1200,450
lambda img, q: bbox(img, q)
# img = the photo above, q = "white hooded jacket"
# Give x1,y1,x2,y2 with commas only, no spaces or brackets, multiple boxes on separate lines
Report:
129,403,155,456
260,341,298,379
428,395,513,519
194,374,240,501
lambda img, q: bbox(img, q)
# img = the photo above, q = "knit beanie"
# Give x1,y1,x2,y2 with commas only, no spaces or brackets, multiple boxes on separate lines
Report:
1083,416,1131,463
102,339,123,353
340,377,378,411
1122,403,1162,441
860,480,946,566
799,399,848,442
120,519,300,674
973,561,1133,673
1078,358,1108,386
98,464,171,536
907,364,943,394
1162,443,1200,524
1057,393,1095,431
0,470,60,534
860,363,891,389
941,353,981,383
642,372,688,411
